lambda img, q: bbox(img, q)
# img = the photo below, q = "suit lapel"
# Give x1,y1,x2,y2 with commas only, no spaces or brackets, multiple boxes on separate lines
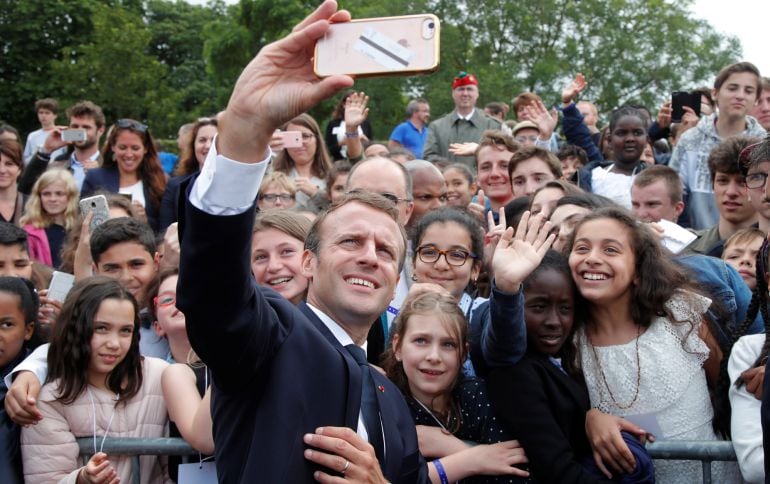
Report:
299,303,362,431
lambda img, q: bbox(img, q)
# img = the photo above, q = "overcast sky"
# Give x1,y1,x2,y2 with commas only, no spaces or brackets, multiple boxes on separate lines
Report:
184,0,768,79
691,0,767,76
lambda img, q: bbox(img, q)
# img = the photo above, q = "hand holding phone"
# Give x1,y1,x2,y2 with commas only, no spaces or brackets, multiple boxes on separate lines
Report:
315,14,440,78
278,131,303,148
61,129,87,143
47,271,75,303
79,195,110,233
671,91,701,123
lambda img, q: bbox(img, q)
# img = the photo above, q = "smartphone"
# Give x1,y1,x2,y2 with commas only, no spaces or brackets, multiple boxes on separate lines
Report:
80,195,110,232
314,14,440,78
47,271,75,303
278,131,303,148
61,129,87,143
671,91,701,123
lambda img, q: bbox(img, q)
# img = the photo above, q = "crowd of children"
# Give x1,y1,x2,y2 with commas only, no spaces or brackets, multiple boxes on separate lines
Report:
1,7,770,480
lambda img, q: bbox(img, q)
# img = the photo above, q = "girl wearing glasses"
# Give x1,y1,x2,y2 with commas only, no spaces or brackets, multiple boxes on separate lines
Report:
271,114,332,207
257,172,298,211
21,277,170,483
153,268,215,480
82,119,168,233
411,207,502,376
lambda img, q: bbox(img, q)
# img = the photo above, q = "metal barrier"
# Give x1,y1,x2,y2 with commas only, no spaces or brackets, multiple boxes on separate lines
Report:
646,440,737,484
78,438,739,484
77,438,197,484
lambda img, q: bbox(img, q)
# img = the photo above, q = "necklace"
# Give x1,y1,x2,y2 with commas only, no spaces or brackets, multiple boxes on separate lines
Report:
413,398,450,432
588,325,641,410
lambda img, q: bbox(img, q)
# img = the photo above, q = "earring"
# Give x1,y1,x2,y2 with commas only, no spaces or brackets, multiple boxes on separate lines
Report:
411,274,418,281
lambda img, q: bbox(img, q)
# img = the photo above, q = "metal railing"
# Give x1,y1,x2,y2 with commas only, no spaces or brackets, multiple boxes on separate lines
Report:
78,438,739,484
77,438,197,484
646,440,736,484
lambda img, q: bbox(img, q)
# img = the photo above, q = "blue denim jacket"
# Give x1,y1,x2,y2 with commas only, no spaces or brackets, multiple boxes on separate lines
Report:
675,254,763,347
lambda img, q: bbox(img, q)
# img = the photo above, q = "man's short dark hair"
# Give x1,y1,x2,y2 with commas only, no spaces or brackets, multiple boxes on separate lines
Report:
66,100,106,129
304,191,407,272
708,136,762,183
484,102,507,117
35,98,59,115
556,144,588,165
0,222,29,253
508,146,562,179
90,217,157,263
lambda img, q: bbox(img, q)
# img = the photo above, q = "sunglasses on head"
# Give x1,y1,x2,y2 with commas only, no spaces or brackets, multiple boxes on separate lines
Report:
116,119,148,133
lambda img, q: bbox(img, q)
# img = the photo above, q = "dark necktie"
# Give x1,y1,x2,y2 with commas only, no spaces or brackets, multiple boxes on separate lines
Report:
345,344,385,463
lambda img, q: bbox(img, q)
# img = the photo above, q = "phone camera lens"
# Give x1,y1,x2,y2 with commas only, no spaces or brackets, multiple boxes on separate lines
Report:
428,22,435,29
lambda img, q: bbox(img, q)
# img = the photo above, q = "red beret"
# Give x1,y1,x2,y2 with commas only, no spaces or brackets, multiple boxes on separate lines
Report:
452,72,478,89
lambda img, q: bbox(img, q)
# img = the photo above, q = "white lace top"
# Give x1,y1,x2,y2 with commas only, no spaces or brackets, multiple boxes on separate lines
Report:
590,165,635,209
577,291,739,482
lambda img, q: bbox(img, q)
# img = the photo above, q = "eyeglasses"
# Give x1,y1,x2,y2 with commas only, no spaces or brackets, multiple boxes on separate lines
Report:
745,172,769,189
515,135,539,143
259,193,295,203
300,133,315,141
116,119,148,133
154,293,176,308
416,245,476,266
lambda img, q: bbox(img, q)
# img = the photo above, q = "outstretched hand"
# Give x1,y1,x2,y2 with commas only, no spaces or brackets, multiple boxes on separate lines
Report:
344,92,369,129
492,210,554,294
524,100,557,141
561,73,587,105
218,0,354,163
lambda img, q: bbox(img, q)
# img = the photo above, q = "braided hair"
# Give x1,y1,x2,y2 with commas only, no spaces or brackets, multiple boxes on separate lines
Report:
713,238,770,438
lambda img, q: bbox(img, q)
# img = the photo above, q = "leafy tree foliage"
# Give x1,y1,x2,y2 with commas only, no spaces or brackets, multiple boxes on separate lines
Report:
0,0,743,145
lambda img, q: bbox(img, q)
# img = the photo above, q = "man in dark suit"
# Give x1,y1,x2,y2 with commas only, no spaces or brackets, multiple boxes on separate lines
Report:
176,2,431,482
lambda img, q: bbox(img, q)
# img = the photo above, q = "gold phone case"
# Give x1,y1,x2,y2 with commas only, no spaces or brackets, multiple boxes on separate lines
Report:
314,14,440,79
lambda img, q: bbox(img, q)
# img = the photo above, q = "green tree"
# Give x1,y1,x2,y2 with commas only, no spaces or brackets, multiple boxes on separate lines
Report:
145,0,229,131
48,2,173,135
203,0,314,108
0,0,98,134
420,0,741,120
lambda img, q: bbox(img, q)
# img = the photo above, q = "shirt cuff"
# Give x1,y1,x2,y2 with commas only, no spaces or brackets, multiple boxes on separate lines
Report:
190,135,272,215
4,343,49,389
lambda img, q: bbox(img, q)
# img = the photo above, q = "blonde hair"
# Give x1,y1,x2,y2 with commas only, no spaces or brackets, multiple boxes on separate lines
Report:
723,228,765,255
21,170,79,231
259,171,297,195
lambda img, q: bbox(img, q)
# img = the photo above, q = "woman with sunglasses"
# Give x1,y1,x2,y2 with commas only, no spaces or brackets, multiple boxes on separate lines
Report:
81,119,167,232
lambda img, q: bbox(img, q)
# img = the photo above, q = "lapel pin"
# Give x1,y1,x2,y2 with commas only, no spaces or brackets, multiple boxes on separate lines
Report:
378,385,385,393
